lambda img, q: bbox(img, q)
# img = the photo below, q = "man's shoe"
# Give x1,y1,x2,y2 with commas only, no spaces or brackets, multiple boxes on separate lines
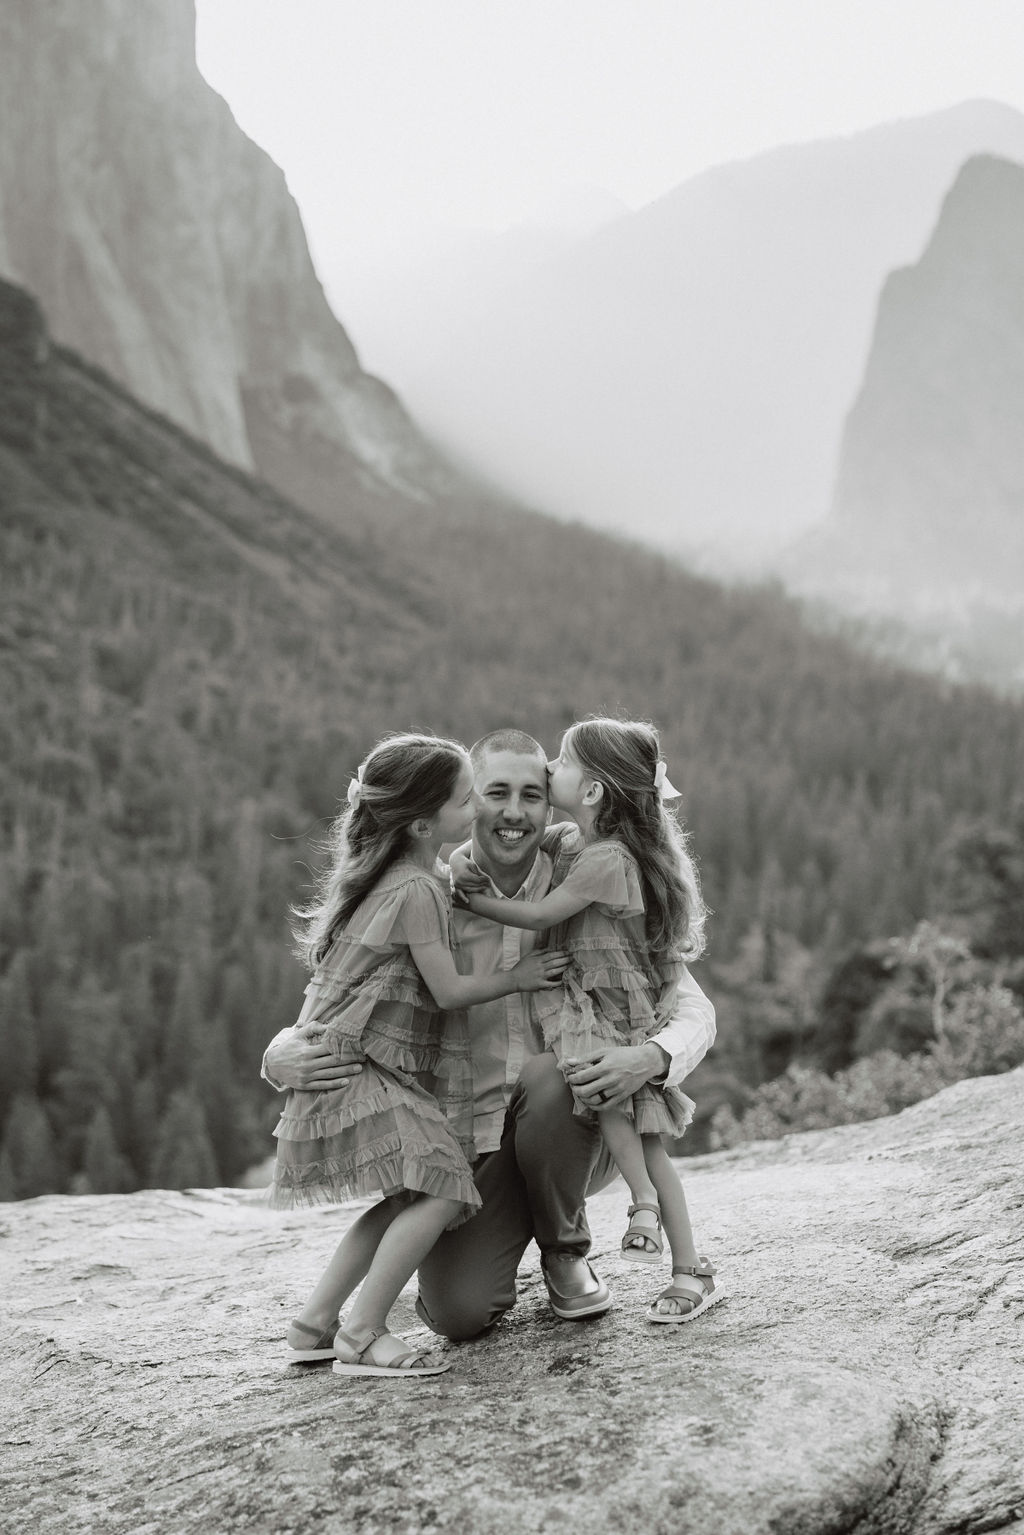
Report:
540,1251,612,1320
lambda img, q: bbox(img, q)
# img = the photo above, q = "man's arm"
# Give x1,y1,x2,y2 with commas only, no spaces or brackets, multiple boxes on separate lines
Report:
648,965,717,1087
564,966,715,1109
262,1028,364,1092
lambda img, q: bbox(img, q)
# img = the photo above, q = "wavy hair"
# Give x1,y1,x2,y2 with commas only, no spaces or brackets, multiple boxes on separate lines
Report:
295,732,468,968
565,717,707,960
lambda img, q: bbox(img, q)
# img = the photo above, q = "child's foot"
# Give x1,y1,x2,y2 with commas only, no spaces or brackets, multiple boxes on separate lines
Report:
647,1259,723,1324
286,1317,339,1361
620,1201,663,1264
332,1326,450,1377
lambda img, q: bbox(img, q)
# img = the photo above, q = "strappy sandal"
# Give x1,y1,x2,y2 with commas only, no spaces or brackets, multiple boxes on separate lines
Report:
647,1258,723,1324
620,1201,664,1264
287,1317,339,1361
332,1327,450,1378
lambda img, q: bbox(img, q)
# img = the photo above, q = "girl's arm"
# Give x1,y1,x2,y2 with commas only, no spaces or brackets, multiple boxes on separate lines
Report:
409,939,568,1011
461,883,592,932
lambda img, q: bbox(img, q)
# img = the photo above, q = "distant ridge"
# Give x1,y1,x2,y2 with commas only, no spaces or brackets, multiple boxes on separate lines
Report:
360,99,1024,562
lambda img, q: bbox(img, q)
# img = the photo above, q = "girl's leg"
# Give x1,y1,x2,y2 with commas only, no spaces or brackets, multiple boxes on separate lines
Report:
642,1134,699,1270
643,1134,711,1317
597,1108,662,1257
344,1194,463,1339
287,1197,405,1346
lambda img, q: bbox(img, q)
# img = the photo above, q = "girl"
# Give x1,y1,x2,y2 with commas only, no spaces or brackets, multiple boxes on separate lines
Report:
455,718,721,1325
272,732,568,1377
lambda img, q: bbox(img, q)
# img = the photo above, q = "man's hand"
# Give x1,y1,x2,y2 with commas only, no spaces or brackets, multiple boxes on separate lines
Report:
265,1033,363,1092
565,1043,668,1110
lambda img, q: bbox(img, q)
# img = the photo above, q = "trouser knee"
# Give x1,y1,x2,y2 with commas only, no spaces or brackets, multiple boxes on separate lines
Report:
415,1284,512,1342
514,1051,573,1124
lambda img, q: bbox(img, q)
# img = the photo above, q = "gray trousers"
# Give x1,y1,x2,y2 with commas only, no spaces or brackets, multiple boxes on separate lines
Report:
415,1051,617,1340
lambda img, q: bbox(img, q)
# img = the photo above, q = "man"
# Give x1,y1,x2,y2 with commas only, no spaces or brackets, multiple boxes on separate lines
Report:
263,729,716,1338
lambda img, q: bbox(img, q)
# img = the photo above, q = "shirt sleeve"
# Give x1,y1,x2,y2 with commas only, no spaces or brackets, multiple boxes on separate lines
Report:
648,966,716,1086
261,1026,296,1092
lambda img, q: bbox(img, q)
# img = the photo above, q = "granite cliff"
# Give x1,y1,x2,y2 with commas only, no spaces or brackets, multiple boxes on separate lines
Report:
4,1067,1023,1533
782,155,1024,681
0,0,448,519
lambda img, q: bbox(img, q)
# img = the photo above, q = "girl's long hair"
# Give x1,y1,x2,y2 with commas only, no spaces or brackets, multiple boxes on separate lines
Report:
295,733,468,968
566,718,707,960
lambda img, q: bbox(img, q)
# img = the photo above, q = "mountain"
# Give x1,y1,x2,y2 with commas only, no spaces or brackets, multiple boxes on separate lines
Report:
347,101,1024,562
781,155,1024,690
4,271,1024,1194
809,155,1024,589
0,0,450,520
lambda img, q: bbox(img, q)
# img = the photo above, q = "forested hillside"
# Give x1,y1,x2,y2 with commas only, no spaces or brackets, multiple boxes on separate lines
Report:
2,277,1023,1196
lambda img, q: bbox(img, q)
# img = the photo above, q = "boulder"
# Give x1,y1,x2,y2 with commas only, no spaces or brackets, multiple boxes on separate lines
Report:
4,1067,1023,1533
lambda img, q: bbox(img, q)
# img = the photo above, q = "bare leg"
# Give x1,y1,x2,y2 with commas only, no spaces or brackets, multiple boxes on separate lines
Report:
643,1135,704,1316
345,1194,463,1338
597,1108,662,1257
642,1136,699,1268
287,1198,405,1346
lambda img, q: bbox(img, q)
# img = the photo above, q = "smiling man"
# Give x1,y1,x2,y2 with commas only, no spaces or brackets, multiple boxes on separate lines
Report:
263,728,717,1339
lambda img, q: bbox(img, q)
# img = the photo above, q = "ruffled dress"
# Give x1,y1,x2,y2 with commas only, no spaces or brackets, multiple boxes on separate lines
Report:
534,838,695,1138
270,858,482,1225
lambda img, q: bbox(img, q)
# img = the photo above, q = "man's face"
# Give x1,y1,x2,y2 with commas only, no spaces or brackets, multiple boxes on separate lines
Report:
471,749,550,876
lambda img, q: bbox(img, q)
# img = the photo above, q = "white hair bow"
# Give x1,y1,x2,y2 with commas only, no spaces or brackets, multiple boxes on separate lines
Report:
654,760,681,801
346,766,364,809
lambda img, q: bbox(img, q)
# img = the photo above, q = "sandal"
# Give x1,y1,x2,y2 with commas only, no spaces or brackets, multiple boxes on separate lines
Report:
287,1317,339,1362
332,1327,450,1378
620,1202,664,1264
647,1258,723,1324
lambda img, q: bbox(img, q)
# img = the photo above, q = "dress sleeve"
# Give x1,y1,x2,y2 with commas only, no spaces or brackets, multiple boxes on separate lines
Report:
352,875,450,950
558,842,645,918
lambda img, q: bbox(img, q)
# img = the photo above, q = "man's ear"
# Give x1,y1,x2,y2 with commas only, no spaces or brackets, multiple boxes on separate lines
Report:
581,779,604,807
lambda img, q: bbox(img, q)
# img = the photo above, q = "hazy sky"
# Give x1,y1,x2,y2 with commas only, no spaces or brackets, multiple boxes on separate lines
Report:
196,0,1024,310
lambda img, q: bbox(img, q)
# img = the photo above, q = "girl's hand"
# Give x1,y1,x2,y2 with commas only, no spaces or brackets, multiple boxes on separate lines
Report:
511,949,570,991
451,851,491,895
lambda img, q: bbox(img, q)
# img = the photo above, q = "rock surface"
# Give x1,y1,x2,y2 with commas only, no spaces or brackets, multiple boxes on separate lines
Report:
3,1068,1024,1533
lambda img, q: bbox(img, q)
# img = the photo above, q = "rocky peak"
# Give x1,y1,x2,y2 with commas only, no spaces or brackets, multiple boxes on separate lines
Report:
786,153,1024,605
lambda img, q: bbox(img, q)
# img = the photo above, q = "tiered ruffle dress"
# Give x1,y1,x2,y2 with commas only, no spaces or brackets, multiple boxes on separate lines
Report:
270,858,482,1225
535,838,695,1137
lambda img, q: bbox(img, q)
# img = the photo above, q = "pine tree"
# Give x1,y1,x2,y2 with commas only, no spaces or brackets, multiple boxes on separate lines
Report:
0,949,38,1116
1,1094,62,1198
124,1073,160,1182
0,1145,17,1202
80,1104,133,1194
147,1091,218,1190
160,964,205,1090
